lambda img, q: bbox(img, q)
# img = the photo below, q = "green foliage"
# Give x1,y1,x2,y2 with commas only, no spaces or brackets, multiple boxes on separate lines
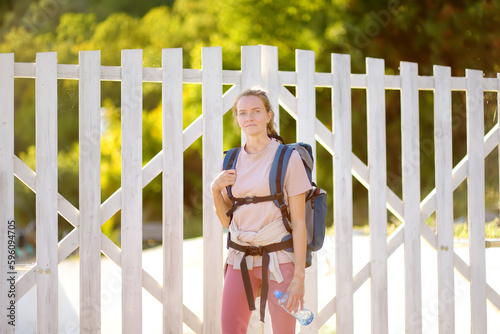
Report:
87,0,175,20
454,219,500,240
2,0,500,240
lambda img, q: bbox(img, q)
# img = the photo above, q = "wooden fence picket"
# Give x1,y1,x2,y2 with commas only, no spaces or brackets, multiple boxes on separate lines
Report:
466,69,487,333
261,45,280,132
240,45,264,334
0,52,15,334
433,65,455,334
296,49,317,158
332,53,354,334
241,45,263,90
366,57,388,334
35,51,59,334
162,48,184,334
202,46,224,334
79,50,102,334
240,45,262,148
121,49,144,334
296,49,318,334
400,61,423,334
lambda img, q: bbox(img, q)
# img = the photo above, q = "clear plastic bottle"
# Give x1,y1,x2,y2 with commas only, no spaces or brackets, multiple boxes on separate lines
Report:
274,290,314,325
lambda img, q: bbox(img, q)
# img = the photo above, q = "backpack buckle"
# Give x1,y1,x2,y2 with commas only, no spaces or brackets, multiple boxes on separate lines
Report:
244,196,254,204
278,203,288,212
246,246,263,256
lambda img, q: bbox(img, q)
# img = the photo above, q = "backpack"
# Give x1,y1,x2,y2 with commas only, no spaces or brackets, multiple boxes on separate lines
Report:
223,141,327,268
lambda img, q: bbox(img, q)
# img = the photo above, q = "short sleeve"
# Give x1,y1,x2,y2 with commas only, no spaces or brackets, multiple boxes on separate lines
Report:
284,150,312,198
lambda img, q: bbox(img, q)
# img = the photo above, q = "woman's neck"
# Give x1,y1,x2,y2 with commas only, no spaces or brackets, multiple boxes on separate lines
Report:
244,135,271,154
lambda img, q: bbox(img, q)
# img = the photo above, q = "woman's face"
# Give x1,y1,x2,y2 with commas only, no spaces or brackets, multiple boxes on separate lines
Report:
236,95,272,137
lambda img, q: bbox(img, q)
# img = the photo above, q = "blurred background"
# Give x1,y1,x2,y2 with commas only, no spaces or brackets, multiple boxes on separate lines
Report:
1,0,499,261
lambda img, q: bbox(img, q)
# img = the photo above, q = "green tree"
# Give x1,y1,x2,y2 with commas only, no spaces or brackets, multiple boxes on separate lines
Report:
2,0,499,239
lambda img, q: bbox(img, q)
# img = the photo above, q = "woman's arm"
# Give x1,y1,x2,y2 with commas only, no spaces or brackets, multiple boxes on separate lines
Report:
286,192,307,313
210,169,236,229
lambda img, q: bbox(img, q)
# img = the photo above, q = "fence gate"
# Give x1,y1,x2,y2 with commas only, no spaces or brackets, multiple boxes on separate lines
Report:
1,45,500,334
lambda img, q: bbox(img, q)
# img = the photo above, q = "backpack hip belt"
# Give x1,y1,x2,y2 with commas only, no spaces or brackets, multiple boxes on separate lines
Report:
227,236,293,323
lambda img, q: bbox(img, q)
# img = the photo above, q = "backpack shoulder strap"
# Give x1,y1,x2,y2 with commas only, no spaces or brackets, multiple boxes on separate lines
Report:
223,147,241,199
223,147,241,170
269,144,294,233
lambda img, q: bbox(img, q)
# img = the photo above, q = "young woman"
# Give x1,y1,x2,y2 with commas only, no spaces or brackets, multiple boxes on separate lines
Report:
211,88,311,333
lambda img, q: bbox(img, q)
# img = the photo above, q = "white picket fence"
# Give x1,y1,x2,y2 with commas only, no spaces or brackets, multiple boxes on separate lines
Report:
1,45,499,334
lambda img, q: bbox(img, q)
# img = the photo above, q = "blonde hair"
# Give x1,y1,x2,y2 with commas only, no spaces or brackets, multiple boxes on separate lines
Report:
232,87,278,138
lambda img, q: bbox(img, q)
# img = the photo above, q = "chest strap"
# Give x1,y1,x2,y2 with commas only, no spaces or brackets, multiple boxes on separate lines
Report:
225,193,282,217
227,236,293,323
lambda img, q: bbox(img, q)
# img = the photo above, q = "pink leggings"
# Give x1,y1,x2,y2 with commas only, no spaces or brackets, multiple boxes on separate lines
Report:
221,262,296,334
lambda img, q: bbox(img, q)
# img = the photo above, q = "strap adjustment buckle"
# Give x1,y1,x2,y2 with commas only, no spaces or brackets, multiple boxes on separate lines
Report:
246,246,263,256
244,196,254,204
278,203,288,213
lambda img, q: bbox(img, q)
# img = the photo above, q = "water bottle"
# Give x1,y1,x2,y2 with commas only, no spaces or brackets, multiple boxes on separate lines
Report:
274,290,314,325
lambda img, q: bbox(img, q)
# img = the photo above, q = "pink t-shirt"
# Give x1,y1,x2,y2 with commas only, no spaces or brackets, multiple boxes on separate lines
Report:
225,139,312,266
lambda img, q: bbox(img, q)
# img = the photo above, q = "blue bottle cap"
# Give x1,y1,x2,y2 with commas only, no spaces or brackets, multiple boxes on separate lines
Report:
274,290,283,298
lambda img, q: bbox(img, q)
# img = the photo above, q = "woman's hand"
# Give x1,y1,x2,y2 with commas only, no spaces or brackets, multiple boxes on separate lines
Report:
285,278,305,314
211,169,237,194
